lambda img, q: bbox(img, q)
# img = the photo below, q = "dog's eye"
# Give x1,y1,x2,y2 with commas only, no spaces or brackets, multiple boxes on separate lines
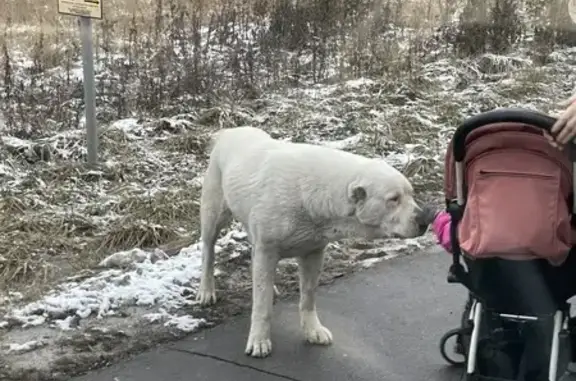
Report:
387,194,401,203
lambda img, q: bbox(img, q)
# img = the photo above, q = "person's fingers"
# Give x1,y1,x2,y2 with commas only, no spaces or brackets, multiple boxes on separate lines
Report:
554,118,572,143
543,132,560,149
552,113,568,135
552,104,576,134
557,114,576,144
556,126,569,144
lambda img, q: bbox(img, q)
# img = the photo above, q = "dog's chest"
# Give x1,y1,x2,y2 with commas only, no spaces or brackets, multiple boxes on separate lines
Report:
276,226,327,257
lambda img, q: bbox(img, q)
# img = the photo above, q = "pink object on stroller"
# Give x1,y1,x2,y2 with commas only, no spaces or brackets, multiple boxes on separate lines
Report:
437,108,576,381
431,210,452,252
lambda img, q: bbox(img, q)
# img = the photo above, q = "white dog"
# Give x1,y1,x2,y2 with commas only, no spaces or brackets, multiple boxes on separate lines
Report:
196,127,431,358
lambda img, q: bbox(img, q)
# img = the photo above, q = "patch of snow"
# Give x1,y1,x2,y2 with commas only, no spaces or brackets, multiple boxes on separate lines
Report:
299,83,338,99
320,133,364,150
359,235,433,268
21,315,46,328
5,245,203,328
0,164,13,177
99,248,169,268
384,151,413,168
2,136,31,148
109,118,141,133
4,340,47,354
345,78,376,89
51,316,79,331
361,257,387,268
143,311,167,323
164,315,205,332
143,309,205,333
3,227,249,330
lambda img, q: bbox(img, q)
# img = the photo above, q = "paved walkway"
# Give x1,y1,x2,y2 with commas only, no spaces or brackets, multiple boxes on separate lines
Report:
73,248,471,381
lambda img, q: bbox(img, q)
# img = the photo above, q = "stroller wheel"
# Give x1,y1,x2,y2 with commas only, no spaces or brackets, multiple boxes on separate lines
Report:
440,328,466,366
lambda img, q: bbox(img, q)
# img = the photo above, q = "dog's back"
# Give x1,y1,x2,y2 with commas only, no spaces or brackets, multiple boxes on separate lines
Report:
208,126,408,193
211,126,379,174
208,127,275,167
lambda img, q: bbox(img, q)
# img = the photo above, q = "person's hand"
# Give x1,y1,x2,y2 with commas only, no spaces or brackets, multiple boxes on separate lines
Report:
550,101,576,150
543,131,560,149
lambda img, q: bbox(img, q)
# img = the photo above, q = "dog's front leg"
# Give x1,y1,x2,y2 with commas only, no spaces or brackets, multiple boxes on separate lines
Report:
298,249,333,345
245,244,279,358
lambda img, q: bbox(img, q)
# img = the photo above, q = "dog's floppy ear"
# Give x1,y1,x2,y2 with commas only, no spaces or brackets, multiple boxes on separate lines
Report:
348,184,367,204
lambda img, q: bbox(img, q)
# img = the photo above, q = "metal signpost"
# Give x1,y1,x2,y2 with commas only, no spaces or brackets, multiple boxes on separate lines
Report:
58,0,102,166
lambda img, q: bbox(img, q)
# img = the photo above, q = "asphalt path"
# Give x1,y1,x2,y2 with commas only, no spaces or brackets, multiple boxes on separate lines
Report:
72,248,485,381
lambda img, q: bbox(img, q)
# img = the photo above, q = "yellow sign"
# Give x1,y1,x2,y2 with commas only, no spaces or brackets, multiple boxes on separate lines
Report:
58,0,102,19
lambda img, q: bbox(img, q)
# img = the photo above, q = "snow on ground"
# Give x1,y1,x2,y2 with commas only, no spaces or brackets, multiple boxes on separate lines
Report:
3,340,47,355
1,230,241,331
5,246,202,329
1,228,432,334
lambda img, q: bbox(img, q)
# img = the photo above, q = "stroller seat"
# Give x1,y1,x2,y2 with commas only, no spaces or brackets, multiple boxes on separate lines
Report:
459,256,573,381
437,108,576,381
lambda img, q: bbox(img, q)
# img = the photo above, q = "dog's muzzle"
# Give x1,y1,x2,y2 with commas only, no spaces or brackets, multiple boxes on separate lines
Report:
415,203,437,235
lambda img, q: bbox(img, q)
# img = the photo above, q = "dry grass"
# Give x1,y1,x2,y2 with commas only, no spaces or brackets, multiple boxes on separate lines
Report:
0,0,459,31
0,0,475,81
158,132,210,155
0,197,200,292
96,218,182,252
0,214,91,286
0,153,202,292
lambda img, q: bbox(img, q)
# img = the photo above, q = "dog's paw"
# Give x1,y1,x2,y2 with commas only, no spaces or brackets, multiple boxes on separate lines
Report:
195,287,217,306
304,324,333,346
245,335,273,358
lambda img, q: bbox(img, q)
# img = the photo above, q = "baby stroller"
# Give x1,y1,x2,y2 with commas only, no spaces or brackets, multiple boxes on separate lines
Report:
437,108,576,381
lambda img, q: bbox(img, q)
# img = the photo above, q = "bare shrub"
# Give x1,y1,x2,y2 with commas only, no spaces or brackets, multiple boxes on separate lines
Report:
448,0,576,59
451,0,522,56
532,0,576,55
1,0,451,137
487,0,522,53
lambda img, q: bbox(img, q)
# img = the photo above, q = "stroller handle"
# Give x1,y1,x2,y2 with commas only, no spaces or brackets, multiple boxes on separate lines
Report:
450,108,576,209
452,108,557,162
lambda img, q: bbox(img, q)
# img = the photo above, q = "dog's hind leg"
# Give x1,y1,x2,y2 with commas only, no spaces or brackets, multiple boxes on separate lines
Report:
245,243,279,358
196,162,232,306
298,248,333,346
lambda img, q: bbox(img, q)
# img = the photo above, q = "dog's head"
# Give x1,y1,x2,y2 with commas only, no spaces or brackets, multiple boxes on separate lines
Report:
348,162,435,239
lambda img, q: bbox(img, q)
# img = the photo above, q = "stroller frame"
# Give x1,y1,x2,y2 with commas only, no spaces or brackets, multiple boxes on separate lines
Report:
438,108,576,381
